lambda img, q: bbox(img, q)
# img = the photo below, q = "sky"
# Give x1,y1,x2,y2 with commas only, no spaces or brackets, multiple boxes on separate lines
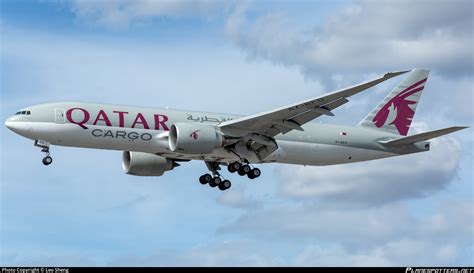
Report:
0,0,473,266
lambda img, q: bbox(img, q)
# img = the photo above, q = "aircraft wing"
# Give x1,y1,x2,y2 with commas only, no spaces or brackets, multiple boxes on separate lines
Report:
219,70,409,138
219,70,409,160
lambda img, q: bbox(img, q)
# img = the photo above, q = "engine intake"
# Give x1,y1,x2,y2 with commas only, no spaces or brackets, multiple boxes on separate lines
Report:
169,123,223,154
122,151,175,176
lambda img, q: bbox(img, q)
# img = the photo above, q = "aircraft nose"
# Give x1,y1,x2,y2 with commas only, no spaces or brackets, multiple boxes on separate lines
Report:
5,117,31,135
5,117,15,130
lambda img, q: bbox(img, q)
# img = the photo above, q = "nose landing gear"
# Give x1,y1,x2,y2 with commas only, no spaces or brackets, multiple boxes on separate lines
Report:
41,149,53,166
35,140,52,166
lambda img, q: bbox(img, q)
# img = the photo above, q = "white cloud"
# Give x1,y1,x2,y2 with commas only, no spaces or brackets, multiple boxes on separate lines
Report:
216,185,263,210
278,122,463,206
70,0,232,29
108,240,283,266
293,240,465,266
1,26,323,116
1,254,99,267
220,200,474,265
226,0,473,78
4,199,472,266
294,245,392,266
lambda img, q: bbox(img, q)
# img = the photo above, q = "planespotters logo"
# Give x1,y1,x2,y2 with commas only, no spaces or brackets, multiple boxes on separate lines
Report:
406,268,473,273
373,78,427,136
190,130,199,140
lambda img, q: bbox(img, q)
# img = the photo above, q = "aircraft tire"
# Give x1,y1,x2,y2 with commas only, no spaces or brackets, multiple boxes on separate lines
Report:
210,177,221,187
42,156,53,166
238,165,251,176
200,174,212,184
248,168,261,179
219,180,231,191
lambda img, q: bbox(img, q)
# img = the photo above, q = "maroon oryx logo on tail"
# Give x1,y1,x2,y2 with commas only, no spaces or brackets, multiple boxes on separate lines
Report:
372,78,427,136
190,130,199,140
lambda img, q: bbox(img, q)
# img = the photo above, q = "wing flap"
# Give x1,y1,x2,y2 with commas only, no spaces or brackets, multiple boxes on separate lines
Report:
379,126,468,146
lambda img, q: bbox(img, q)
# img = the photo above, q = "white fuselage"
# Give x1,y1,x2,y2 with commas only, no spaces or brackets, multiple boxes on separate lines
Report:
5,102,428,166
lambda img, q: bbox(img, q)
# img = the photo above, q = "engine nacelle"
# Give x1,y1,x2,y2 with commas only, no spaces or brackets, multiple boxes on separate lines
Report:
122,151,175,176
169,123,223,154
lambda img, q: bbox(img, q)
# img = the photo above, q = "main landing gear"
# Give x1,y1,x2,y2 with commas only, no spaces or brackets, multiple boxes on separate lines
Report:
199,174,231,191
35,140,53,166
227,161,261,179
198,161,261,191
199,162,232,191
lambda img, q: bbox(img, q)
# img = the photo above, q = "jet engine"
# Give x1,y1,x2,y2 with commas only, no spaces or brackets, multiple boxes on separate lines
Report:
122,151,176,176
169,123,224,154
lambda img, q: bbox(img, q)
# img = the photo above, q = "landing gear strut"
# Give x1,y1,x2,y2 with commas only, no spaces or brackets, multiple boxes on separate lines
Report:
35,140,52,166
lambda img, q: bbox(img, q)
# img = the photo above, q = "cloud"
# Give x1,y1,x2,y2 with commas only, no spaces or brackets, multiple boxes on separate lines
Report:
108,240,283,266
1,26,328,120
1,254,99,267
216,185,263,210
293,240,465,266
226,0,473,79
294,245,392,266
69,0,232,30
277,122,463,206
4,199,472,266
220,200,474,265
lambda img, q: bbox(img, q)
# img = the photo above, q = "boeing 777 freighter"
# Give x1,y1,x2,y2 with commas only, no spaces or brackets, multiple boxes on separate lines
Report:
5,69,467,191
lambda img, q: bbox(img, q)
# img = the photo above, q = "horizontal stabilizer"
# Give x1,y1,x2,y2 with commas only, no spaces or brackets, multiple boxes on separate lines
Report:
379,126,468,146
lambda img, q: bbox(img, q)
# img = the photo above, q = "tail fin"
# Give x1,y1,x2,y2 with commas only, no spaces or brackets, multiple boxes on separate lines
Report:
358,68,430,136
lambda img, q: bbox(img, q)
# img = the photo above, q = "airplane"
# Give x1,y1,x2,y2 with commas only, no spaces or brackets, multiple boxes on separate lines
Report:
4,68,467,191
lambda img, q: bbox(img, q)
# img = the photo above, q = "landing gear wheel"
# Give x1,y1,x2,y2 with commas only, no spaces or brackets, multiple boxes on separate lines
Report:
218,180,231,191
238,164,251,176
209,176,222,188
247,168,261,179
199,174,212,185
228,162,241,173
42,156,53,166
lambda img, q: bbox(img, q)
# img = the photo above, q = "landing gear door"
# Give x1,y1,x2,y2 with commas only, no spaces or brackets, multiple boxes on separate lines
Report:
55,108,65,124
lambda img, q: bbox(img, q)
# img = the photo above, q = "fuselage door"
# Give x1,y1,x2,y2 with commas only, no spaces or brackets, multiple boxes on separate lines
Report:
55,108,65,123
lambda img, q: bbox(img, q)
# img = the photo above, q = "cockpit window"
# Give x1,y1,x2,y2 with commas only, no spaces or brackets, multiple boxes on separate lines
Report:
14,110,31,116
